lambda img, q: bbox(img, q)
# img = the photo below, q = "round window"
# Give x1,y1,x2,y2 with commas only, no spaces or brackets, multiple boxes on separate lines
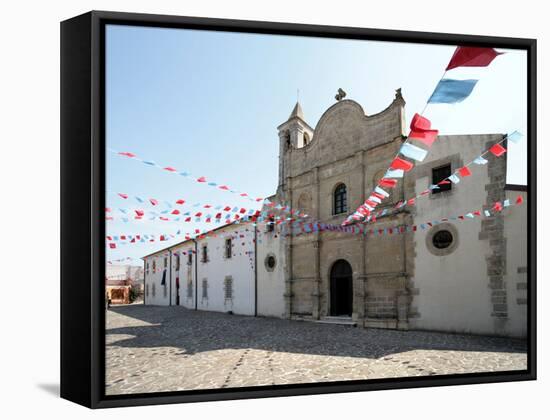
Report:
432,230,453,249
265,255,277,272
426,223,459,256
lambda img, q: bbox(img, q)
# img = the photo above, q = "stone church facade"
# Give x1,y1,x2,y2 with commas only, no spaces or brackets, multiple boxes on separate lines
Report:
142,91,527,338
272,90,527,337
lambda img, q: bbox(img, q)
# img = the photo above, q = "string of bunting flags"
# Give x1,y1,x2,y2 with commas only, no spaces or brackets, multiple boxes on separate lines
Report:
345,45,506,225
106,191,309,224
106,193,524,250
109,147,266,203
354,130,523,224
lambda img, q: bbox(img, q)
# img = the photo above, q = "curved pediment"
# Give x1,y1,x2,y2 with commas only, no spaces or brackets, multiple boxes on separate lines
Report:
286,95,405,175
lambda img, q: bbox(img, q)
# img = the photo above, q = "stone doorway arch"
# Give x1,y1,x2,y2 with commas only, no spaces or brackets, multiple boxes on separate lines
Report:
329,259,353,316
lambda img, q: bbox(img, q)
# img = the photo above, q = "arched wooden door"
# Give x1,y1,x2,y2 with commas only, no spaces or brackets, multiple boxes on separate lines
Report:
330,260,353,316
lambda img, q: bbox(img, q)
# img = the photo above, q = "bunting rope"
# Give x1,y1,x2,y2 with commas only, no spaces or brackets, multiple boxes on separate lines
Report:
106,190,308,223
345,46,505,225
360,130,523,224
109,147,265,202
106,193,524,250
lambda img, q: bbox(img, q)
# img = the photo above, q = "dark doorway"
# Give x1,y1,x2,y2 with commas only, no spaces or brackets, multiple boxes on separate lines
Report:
330,260,353,316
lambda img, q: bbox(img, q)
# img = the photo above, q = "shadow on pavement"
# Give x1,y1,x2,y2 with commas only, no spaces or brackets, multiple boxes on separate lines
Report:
106,305,527,360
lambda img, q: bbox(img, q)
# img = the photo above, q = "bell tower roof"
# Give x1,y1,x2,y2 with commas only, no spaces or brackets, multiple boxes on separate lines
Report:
288,101,305,120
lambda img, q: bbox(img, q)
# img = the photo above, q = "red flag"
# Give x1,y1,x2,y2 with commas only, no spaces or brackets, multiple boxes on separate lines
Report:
438,180,451,185
408,113,438,147
516,195,524,205
408,129,439,147
219,185,229,190
106,236,112,240
118,193,128,199
407,198,415,206
372,192,386,200
171,209,180,215
379,178,398,188
160,235,165,241
493,201,503,212
390,157,414,172
109,243,116,249
195,212,202,217
489,143,507,157
149,198,158,206
163,166,177,172
473,210,481,216
160,217,169,221
176,199,185,205
134,209,144,217
239,208,246,214
118,151,136,158
120,235,126,240
204,204,212,208
184,217,191,222
197,176,207,183
458,166,472,177
365,199,378,208
215,213,222,219
223,206,231,212
446,47,502,71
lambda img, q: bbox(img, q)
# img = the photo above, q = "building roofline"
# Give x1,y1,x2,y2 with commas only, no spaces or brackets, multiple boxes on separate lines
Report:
505,183,528,192
141,220,252,259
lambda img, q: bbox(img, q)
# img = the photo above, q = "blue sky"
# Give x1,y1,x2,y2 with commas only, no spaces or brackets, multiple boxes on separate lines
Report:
106,24,527,265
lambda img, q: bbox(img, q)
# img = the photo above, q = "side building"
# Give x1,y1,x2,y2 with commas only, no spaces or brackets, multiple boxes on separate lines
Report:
143,222,284,317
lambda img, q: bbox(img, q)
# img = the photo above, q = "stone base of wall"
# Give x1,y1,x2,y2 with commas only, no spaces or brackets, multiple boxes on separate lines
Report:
364,318,398,329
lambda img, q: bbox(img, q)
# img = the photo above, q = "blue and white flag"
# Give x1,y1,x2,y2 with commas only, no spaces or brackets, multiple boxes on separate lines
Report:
374,186,390,197
473,156,488,165
449,174,461,184
400,142,428,162
508,131,523,144
428,79,478,104
484,210,491,217
385,168,404,178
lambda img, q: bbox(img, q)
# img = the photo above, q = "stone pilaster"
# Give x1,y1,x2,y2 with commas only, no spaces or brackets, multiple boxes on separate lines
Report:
479,137,508,333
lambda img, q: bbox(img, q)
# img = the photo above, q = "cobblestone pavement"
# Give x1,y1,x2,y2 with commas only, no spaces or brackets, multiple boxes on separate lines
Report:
106,305,527,395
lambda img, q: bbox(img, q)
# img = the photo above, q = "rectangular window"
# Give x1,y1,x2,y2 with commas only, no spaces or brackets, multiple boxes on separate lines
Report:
432,164,452,194
202,279,208,299
202,245,208,263
164,257,168,268
224,277,233,300
146,261,150,274
152,260,156,273
225,238,232,259
175,254,180,271
267,216,275,232
152,283,156,297
187,252,193,265
186,281,193,298
146,284,149,297
163,283,167,298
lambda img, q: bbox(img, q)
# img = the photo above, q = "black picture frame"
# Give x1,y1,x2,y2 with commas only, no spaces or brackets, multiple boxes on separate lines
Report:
61,10,537,409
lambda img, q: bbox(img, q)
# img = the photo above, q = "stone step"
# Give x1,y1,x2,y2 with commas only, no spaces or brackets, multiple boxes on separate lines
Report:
315,316,357,327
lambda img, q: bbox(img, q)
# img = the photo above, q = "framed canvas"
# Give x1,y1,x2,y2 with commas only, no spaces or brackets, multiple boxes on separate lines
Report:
60,10,536,408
